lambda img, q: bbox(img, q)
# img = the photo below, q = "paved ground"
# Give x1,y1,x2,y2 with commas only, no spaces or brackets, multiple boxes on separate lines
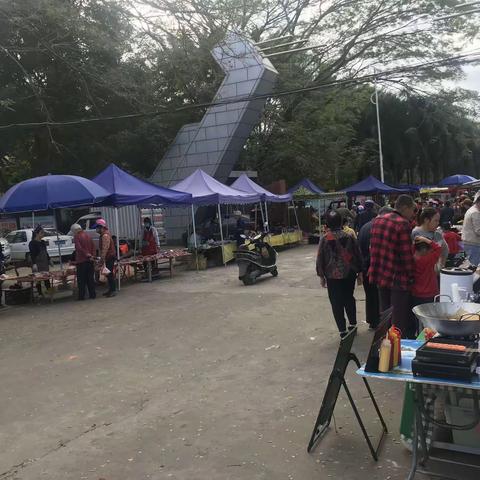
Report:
0,245,413,480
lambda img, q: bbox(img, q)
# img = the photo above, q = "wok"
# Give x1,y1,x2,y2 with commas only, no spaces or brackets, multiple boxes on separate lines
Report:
412,302,480,337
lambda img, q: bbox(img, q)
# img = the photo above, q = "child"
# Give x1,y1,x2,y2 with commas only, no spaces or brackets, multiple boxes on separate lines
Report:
442,222,462,256
412,236,442,306
342,216,357,239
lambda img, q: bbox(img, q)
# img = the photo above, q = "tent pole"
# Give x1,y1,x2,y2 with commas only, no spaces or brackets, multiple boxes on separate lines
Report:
54,210,63,271
217,204,226,266
292,200,301,231
191,204,199,272
317,198,321,233
32,211,35,228
264,201,270,232
133,207,140,258
260,202,265,232
115,207,121,291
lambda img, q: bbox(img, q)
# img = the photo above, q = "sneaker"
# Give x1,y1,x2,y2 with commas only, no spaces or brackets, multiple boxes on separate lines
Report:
105,292,116,298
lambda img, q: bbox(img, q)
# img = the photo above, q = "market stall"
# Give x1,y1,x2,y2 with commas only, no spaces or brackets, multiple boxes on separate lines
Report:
172,169,261,266
231,173,292,229
92,163,192,286
1,267,77,303
287,179,345,241
117,249,191,282
357,300,480,479
0,174,111,300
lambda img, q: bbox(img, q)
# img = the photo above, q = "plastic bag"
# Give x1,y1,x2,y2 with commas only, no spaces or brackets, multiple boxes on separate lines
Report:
101,266,111,275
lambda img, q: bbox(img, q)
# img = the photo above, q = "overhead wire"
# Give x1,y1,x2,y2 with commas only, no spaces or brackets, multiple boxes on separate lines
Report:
0,49,479,131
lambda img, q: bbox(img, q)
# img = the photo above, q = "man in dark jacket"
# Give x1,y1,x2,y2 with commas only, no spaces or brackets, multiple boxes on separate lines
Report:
357,206,393,329
71,224,96,301
355,199,377,232
439,200,455,225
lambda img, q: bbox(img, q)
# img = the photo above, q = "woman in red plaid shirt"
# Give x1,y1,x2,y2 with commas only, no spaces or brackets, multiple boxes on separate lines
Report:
316,211,363,338
368,195,417,338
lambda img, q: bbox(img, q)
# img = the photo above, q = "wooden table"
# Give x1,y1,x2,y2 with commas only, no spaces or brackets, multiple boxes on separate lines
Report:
118,250,191,283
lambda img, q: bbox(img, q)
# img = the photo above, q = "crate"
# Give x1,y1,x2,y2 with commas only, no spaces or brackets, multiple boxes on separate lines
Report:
4,286,32,305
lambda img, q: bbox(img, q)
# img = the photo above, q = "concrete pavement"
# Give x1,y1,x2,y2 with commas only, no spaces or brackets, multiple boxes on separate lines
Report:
0,245,411,479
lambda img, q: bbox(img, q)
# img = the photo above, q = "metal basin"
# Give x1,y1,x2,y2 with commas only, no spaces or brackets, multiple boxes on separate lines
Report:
412,302,480,337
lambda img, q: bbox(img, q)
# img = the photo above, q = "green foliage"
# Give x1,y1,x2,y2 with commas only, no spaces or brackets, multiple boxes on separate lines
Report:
0,0,479,193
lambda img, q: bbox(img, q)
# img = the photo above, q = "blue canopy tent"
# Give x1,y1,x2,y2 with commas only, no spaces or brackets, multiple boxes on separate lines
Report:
92,163,192,206
0,174,111,269
231,174,292,232
172,169,261,205
287,179,326,231
231,174,292,203
438,174,477,187
172,169,261,265
344,175,404,196
92,163,193,288
288,178,325,198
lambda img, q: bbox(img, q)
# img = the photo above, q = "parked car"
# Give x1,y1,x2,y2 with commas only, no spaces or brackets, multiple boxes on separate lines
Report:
5,229,75,262
0,237,11,264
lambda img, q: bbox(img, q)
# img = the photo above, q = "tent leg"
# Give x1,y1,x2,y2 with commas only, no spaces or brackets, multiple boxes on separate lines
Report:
32,211,35,229
292,201,301,231
217,204,226,266
55,210,63,271
260,202,265,232
264,201,270,233
133,207,140,258
318,199,321,233
191,204,199,272
115,207,121,291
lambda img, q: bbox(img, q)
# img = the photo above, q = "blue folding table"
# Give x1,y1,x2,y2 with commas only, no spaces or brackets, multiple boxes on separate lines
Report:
357,340,480,479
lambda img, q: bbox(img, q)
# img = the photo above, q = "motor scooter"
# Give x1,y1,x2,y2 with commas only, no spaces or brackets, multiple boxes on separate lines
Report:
235,232,278,285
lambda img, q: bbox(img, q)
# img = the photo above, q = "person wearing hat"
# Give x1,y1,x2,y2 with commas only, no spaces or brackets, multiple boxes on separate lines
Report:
29,225,52,297
234,210,247,246
461,191,480,266
71,223,96,301
94,219,116,297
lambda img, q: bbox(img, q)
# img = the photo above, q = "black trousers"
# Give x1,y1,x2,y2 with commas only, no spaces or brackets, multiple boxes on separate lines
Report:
76,261,96,300
363,273,380,328
326,271,357,334
105,257,116,293
378,287,415,339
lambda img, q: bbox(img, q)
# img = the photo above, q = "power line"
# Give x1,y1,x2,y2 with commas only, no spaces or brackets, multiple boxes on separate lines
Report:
0,50,479,131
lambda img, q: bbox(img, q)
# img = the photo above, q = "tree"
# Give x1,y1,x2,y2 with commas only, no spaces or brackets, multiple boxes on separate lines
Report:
0,0,162,189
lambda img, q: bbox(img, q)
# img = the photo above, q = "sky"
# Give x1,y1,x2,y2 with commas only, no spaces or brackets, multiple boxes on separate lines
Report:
460,65,480,91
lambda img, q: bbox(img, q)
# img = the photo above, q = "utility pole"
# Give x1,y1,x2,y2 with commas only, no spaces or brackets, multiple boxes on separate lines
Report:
372,76,385,183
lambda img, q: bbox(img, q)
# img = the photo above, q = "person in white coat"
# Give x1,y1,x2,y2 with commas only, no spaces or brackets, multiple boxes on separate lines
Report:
462,191,480,266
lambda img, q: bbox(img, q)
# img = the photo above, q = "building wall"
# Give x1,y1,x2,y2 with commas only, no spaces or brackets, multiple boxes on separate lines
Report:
150,32,278,240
